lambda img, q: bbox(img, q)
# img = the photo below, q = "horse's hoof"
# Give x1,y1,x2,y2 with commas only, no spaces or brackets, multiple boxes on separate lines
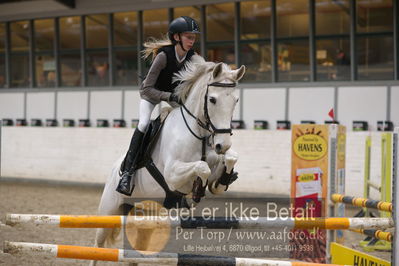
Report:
185,197,198,208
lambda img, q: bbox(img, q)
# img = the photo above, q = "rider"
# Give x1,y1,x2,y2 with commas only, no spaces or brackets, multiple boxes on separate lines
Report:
116,16,200,196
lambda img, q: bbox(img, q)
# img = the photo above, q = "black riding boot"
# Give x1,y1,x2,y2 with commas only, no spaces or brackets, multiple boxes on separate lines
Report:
116,128,145,195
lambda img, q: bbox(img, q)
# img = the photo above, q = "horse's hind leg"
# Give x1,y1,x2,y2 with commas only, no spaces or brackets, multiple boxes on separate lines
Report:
90,181,124,265
88,228,114,266
94,228,114,248
94,203,124,248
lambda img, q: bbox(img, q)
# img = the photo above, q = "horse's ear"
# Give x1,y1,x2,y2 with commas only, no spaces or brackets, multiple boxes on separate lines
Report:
212,62,223,79
235,65,246,81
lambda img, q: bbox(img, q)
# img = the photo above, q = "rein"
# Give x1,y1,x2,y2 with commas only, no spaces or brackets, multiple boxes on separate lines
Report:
180,106,208,161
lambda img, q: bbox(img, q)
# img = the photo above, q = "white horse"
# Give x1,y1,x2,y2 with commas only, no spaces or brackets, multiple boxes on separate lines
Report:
91,56,245,265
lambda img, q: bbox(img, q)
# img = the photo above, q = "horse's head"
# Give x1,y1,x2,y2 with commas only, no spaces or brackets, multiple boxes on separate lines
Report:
173,56,245,155
205,63,245,154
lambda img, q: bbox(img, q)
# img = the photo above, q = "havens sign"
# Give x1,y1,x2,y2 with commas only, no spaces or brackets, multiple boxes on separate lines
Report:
293,134,328,161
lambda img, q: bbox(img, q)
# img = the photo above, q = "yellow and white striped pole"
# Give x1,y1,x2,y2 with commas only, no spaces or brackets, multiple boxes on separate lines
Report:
6,214,394,230
3,241,348,266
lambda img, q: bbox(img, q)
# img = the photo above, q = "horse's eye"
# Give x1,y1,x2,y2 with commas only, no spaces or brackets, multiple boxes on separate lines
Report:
209,97,217,104
236,98,239,103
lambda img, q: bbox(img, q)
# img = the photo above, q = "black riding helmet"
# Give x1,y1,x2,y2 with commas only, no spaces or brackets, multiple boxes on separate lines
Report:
168,16,200,48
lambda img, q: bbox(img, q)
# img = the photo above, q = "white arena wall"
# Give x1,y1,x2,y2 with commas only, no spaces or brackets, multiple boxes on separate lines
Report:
0,127,386,198
0,85,397,130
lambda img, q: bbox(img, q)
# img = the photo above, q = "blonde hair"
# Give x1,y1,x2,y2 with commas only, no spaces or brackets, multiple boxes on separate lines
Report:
142,35,173,62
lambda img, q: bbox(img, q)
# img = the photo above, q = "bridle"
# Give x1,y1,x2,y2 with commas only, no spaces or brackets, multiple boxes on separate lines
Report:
181,81,236,138
179,81,236,160
203,82,236,135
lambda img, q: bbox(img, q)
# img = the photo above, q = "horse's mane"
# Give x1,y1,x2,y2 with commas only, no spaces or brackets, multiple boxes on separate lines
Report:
173,55,216,102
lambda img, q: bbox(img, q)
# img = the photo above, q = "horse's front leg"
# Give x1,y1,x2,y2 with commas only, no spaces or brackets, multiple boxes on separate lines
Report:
224,148,238,174
165,160,211,197
209,148,239,194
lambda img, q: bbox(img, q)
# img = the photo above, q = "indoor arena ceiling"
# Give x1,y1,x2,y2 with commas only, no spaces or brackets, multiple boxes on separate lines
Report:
0,0,74,8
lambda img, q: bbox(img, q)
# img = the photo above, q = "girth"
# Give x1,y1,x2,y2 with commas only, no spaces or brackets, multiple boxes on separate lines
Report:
145,159,190,209
136,114,191,209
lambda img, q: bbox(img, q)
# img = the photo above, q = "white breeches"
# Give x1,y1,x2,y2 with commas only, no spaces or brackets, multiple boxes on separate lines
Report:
137,99,156,132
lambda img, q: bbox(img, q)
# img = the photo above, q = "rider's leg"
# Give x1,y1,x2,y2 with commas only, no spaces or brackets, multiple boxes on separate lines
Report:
116,99,155,195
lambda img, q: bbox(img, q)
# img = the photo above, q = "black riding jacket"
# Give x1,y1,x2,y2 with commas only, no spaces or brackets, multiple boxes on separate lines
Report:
140,45,194,104
155,45,194,92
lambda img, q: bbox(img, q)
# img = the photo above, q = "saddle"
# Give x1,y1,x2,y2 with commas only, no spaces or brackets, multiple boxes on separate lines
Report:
133,108,191,209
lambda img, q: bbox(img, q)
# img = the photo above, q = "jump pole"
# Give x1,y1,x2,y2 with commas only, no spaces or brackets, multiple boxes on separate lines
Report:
5,214,394,230
363,134,372,215
381,132,393,211
331,194,392,213
3,241,348,266
392,127,398,265
349,229,393,242
369,132,393,251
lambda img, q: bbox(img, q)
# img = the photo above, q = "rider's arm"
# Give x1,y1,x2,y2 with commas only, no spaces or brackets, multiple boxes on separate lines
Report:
140,52,171,104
